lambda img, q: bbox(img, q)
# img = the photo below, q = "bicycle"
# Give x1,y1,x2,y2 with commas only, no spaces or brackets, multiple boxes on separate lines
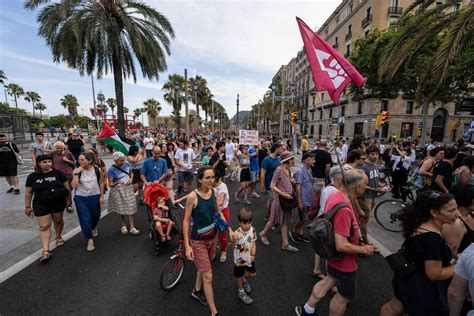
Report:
374,186,415,233
160,203,186,291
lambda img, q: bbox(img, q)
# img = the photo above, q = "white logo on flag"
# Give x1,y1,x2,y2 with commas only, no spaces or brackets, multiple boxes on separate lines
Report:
315,48,348,89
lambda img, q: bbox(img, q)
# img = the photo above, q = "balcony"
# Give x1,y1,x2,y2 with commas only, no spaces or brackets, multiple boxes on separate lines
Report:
345,32,352,41
361,14,372,28
388,6,403,17
344,51,351,58
333,43,339,50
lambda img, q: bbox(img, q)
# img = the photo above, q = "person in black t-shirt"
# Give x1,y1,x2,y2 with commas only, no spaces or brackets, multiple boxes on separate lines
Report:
66,133,85,164
310,139,332,193
25,154,71,262
210,141,227,178
431,147,458,193
0,134,21,194
258,141,269,169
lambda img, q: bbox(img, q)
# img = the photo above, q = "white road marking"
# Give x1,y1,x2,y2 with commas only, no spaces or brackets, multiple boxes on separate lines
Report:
0,209,109,284
367,234,392,257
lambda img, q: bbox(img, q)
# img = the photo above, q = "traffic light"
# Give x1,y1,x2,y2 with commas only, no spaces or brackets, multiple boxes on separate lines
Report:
290,112,298,127
380,111,390,125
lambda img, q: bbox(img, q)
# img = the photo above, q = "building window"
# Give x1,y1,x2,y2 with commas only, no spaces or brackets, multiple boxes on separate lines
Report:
340,124,345,136
381,100,389,111
310,125,314,135
319,110,323,120
348,24,352,34
329,108,333,118
367,7,372,17
354,122,364,136
453,3,461,11
357,102,363,114
345,44,351,56
341,106,345,117
406,101,414,114
348,2,353,13
318,124,322,136
311,112,314,120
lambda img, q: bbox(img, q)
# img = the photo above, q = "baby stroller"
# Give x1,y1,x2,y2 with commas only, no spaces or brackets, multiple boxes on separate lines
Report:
144,183,180,256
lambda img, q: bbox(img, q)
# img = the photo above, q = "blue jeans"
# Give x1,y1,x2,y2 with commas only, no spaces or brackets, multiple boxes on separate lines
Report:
74,195,101,240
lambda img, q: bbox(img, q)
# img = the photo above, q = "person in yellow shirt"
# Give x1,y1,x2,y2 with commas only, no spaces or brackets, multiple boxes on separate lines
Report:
300,135,309,158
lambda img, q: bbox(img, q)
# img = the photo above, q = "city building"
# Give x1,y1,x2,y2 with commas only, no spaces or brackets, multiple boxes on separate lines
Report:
267,0,473,143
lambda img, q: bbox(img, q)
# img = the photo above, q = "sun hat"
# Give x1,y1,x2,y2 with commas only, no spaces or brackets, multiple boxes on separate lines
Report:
280,151,295,163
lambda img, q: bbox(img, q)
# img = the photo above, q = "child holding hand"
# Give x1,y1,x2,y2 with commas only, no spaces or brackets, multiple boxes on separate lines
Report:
230,208,257,305
152,197,175,241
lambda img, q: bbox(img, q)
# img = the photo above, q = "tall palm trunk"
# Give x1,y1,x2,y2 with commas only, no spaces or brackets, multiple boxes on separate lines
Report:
14,95,18,109
112,54,125,135
196,103,200,126
40,109,43,119
32,101,36,116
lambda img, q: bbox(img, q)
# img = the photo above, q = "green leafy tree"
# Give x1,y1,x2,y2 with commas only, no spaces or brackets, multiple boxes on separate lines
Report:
74,115,91,128
47,114,68,128
35,102,47,118
189,75,210,125
133,108,142,123
144,98,161,127
0,70,7,85
60,94,79,127
106,98,116,117
6,83,24,109
28,0,175,135
24,91,41,116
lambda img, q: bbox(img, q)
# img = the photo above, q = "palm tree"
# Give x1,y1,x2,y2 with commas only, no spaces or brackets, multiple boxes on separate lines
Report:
106,98,116,117
60,94,79,127
143,98,161,127
6,83,24,109
162,74,185,128
28,0,175,135
97,103,108,120
189,75,210,125
0,70,7,85
380,0,474,145
35,102,47,118
133,108,142,124
24,91,41,116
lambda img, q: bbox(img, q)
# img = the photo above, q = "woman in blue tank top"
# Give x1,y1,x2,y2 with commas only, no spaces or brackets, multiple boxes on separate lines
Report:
183,165,232,316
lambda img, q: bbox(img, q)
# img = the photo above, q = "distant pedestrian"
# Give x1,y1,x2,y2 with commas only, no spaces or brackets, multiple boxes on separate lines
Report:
71,152,105,252
310,139,332,194
66,132,84,166
234,145,251,205
29,132,53,167
215,174,230,263
431,147,457,193
0,133,21,194
260,143,282,221
174,140,196,195
248,144,260,198
231,208,257,305
25,154,71,262
108,151,139,236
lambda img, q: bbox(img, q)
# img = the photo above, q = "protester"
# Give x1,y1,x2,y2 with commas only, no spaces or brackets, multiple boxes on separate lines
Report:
447,243,474,315
235,145,251,205
345,149,366,170
259,151,298,252
418,147,444,190
390,144,414,200
248,144,260,198
29,132,53,167
453,155,474,186
108,151,139,236
66,132,84,166
140,145,168,186
230,208,257,305
183,166,231,316
127,145,145,203
143,133,155,158
174,140,196,195
291,152,315,243
71,152,105,252
202,147,213,165
295,169,375,316
215,174,230,263
431,147,458,193
260,143,282,222
379,191,460,316
0,133,21,194
25,154,71,262
210,141,228,179
310,139,332,194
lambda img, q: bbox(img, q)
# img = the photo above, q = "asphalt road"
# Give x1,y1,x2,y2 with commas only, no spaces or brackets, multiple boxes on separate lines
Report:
0,179,395,315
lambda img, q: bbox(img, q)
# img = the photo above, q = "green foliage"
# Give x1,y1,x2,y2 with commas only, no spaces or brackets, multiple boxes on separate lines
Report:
30,116,44,129
74,115,91,128
45,114,68,128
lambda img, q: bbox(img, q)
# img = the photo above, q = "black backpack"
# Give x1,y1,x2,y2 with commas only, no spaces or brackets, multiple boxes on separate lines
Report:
306,203,349,261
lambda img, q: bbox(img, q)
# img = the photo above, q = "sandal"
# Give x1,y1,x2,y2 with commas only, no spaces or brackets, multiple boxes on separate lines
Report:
161,236,167,242
39,250,52,262
55,236,65,247
120,226,128,235
166,235,172,241
130,228,140,236
281,244,299,252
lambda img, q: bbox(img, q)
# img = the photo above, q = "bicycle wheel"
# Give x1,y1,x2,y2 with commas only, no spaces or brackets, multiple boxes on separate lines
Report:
160,255,185,291
374,199,406,233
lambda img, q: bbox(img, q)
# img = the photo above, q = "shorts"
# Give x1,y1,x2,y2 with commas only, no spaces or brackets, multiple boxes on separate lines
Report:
234,262,256,278
250,170,258,183
240,168,251,182
178,170,193,183
132,169,141,184
327,265,357,300
190,237,217,272
312,177,325,194
358,198,375,216
0,161,18,177
33,204,67,217
298,206,309,221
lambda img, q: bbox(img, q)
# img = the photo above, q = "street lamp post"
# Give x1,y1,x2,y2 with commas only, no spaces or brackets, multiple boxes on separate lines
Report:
184,69,190,140
236,94,240,129
90,76,98,130
174,81,180,130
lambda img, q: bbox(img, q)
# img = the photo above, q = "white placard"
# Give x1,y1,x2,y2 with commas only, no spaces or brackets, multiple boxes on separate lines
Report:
239,130,259,146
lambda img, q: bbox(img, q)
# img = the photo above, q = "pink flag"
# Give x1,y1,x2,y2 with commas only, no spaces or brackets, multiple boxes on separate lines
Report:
296,17,365,105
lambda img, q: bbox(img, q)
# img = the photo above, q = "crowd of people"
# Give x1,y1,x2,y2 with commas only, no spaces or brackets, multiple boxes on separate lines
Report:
0,128,473,315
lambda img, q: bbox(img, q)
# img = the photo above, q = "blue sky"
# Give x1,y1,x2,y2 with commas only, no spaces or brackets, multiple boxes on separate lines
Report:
0,0,339,125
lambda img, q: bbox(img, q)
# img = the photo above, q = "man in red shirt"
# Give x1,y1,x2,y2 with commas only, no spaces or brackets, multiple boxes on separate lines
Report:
295,169,376,316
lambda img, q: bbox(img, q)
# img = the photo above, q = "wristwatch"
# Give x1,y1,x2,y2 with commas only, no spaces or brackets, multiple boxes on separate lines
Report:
74,173,81,176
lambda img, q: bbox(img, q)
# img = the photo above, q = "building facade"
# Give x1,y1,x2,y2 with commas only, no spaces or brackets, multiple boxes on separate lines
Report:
270,0,473,143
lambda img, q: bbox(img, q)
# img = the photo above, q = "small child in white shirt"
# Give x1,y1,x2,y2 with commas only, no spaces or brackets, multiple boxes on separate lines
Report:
231,208,257,305
152,197,175,241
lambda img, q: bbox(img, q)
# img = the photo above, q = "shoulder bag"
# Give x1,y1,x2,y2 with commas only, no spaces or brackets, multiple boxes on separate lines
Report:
9,143,23,164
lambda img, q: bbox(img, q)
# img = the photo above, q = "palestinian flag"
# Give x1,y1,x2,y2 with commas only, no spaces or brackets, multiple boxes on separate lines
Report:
96,124,134,155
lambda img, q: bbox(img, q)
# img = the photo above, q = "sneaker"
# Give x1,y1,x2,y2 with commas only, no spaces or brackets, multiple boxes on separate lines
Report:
298,234,311,243
92,228,99,237
234,192,240,202
6,187,14,193
242,200,251,205
238,290,253,305
295,305,312,315
281,244,299,252
251,192,260,198
191,288,208,306
120,226,128,235
259,232,270,246
243,279,251,293
289,231,301,244
14,189,20,194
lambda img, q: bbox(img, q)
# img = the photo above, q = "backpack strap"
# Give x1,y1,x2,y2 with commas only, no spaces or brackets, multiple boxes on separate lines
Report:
322,203,348,221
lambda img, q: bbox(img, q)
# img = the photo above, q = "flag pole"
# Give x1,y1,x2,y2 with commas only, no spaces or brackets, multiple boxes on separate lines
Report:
316,92,364,237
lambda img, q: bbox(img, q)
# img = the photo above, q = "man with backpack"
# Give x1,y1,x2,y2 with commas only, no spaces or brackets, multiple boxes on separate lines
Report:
295,169,376,316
